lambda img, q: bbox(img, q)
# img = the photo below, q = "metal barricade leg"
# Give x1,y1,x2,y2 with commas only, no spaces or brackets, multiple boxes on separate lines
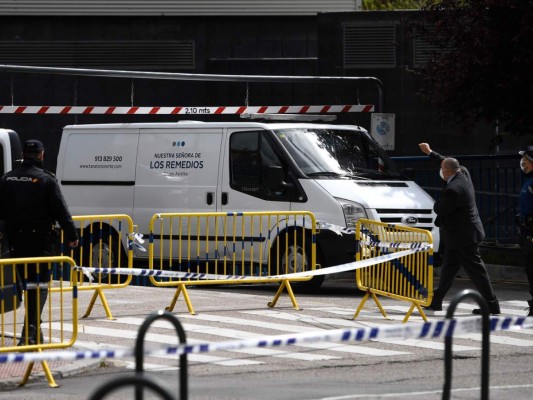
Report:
353,291,388,320
166,284,196,315
403,303,429,323
20,352,58,388
267,280,300,310
83,287,114,320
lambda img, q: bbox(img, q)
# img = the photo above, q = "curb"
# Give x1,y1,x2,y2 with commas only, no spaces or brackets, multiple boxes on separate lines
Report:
0,353,103,389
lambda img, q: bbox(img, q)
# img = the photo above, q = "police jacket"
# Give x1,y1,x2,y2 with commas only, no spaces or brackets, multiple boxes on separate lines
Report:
519,171,533,220
0,158,78,242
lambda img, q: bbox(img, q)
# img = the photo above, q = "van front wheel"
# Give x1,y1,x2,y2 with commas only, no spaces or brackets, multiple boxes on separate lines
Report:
275,232,324,293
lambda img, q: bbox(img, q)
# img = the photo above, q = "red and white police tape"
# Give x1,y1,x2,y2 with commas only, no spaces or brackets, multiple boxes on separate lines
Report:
0,104,374,115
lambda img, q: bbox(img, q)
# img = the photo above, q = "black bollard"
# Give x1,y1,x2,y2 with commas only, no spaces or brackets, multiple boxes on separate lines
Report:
135,310,188,400
88,375,174,400
443,289,490,400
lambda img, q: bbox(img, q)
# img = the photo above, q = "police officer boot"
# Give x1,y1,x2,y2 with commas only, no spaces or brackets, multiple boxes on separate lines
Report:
17,324,43,346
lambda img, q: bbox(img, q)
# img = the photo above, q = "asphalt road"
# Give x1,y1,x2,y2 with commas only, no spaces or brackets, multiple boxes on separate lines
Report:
1,277,533,399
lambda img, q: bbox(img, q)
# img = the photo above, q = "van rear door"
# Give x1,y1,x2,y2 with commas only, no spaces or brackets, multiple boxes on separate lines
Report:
58,127,138,217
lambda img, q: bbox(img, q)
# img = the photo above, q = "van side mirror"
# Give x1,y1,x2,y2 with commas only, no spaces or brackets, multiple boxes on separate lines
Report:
263,165,293,192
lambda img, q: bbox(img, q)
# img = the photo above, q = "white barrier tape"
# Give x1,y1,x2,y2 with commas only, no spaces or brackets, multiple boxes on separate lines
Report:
75,245,429,281
0,104,374,115
1,315,531,364
282,244,431,278
316,221,432,251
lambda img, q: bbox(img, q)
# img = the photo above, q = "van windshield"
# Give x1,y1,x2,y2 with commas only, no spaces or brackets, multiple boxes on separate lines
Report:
273,128,403,179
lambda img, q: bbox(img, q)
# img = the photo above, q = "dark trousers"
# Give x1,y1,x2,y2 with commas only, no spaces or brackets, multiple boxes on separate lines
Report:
9,227,53,343
519,229,533,300
17,264,50,328
433,243,496,303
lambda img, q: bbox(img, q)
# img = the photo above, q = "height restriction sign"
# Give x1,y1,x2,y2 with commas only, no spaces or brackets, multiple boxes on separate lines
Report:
371,113,395,151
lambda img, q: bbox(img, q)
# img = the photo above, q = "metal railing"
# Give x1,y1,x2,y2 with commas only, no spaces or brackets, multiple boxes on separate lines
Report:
353,218,433,323
0,256,79,387
148,211,318,314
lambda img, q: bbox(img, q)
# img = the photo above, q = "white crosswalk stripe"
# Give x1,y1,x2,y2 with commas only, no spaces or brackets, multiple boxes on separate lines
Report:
111,317,405,358
47,299,533,371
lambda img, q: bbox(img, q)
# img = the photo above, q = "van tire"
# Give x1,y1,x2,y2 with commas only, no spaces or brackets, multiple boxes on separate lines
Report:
274,231,324,293
82,226,127,284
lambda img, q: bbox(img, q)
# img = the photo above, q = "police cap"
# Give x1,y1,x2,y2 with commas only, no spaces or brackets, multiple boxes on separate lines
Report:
23,139,45,153
519,146,533,162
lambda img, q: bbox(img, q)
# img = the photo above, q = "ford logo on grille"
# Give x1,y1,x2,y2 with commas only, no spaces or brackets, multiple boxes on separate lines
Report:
402,216,418,225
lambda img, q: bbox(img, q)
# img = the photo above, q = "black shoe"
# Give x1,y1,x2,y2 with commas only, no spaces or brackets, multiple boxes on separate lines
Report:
17,325,44,346
527,300,533,317
423,300,442,311
472,298,501,315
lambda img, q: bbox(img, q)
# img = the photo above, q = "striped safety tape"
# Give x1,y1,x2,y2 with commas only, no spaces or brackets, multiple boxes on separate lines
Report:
317,222,432,250
76,245,430,281
1,315,531,364
0,104,374,115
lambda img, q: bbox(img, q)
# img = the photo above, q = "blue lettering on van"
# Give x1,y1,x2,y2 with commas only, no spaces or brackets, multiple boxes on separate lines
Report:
173,141,186,147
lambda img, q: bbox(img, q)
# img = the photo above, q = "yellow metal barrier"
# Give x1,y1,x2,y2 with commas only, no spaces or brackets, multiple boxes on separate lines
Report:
0,256,79,387
148,211,318,314
57,214,134,320
353,218,433,323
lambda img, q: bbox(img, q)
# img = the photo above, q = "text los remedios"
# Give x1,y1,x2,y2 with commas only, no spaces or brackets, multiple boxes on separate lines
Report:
150,152,204,169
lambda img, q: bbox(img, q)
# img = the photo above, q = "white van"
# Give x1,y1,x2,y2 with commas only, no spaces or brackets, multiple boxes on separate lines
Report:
0,128,23,177
55,120,439,284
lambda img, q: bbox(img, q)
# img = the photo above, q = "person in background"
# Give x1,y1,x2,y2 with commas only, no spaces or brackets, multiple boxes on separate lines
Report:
0,139,78,345
418,144,500,315
518,146,533,316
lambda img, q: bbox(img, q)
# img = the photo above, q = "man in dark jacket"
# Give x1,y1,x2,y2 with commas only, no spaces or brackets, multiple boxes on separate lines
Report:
419,144,500,315
0,139,78,345
518,146,533,316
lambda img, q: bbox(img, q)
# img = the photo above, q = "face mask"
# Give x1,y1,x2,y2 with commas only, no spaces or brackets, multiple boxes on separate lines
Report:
520,159,528,173
439,168,445,180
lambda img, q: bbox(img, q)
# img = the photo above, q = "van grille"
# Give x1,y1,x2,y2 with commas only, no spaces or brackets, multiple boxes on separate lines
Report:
356,182,408,187
374,208,434,232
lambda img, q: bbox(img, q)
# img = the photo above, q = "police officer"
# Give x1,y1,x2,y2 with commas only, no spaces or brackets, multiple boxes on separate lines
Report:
0,139,78,345
518,146,533,316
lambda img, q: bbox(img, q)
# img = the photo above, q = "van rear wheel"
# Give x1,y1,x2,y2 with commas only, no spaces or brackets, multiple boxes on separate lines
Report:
275,232,324,293
82,227,127,284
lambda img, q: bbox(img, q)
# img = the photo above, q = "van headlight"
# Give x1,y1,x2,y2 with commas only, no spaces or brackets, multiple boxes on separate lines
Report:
335,198,367,229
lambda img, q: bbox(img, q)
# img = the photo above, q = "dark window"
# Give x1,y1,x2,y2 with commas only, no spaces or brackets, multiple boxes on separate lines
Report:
230,131,262,186
229,130,295,201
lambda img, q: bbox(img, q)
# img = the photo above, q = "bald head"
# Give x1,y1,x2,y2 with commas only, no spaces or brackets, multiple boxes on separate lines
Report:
442,158,460,171
440,157,461,181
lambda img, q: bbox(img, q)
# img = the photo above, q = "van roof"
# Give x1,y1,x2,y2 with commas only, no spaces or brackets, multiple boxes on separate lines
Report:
62,121,365,131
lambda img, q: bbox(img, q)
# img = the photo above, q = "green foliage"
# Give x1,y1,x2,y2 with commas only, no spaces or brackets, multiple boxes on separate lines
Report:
363,0,424,10
415,0,533,135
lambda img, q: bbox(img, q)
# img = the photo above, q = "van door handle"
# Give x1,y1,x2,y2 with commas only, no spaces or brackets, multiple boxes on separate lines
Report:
222,192,228,205
206,192,213,205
